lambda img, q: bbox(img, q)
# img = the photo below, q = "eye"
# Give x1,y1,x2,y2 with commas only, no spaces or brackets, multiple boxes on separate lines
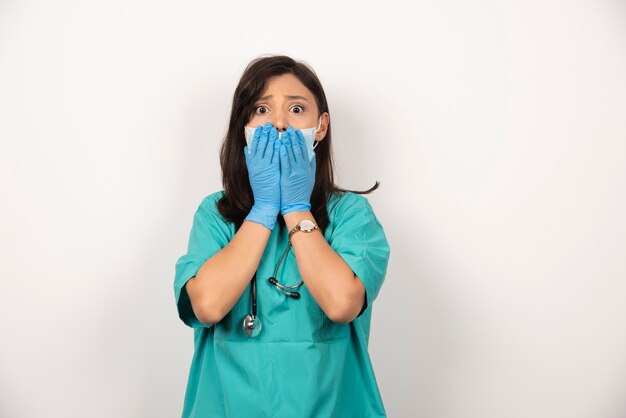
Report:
255,106,269,115
291,105,304,114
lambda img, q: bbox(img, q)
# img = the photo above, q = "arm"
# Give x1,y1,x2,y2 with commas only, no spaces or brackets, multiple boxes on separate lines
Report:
185,220,271,325
284,212,366,324
277,128,366,323
187,123,281,325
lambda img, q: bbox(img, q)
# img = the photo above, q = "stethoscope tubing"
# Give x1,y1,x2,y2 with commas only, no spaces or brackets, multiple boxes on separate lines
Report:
251,272,257,317
244,234,308,336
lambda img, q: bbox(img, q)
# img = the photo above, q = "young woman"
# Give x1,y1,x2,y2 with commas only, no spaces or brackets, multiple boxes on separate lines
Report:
174,55,391,417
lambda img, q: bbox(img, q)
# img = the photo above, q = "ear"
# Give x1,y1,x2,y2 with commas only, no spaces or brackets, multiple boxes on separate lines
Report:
314,112,330,142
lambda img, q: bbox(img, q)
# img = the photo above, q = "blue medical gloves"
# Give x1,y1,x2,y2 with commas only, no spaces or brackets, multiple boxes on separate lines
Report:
279,126,317,215
244,123,281,231
244,124,317,230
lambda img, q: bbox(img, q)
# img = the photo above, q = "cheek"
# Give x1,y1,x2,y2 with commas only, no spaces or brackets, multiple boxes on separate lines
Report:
291,116,318,130
247,114,267,126
246,116,262,127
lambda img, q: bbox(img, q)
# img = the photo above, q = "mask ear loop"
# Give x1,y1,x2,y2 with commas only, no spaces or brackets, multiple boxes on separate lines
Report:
312,117,323,150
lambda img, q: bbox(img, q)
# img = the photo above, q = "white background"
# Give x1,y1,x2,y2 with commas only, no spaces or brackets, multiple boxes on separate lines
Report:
1,1,625,417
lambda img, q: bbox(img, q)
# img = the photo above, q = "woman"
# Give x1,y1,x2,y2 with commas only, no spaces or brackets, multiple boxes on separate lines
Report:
174,55,391,417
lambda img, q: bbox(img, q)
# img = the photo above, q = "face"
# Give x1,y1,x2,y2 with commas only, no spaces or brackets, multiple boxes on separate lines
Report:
246,73,330,142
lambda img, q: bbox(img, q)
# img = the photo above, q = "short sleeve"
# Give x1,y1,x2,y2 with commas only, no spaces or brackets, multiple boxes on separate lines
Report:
327,193,391,318
174,191,233,328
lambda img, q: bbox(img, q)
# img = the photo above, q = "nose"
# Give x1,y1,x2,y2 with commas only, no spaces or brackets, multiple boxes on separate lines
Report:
270,109,288,132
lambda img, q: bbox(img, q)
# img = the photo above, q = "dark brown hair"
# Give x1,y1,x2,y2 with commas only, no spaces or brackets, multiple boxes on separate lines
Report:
217,54,379,231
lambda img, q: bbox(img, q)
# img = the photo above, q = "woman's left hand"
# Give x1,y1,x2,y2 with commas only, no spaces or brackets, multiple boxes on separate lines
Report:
279,126,316,215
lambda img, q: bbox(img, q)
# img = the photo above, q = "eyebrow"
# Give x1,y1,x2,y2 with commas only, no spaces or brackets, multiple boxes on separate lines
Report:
257,95,309,102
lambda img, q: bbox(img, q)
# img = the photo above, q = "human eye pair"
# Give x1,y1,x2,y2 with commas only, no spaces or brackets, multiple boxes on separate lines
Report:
254,104,305,115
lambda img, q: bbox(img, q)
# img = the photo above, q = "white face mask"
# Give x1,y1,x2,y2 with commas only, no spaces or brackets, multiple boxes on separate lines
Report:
244,118,322,162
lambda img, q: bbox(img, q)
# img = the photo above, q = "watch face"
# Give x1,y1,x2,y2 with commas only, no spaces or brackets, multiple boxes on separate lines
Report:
299,220,315,232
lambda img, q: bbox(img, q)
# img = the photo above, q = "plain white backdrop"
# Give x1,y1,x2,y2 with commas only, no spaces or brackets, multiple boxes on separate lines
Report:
1,0,625,417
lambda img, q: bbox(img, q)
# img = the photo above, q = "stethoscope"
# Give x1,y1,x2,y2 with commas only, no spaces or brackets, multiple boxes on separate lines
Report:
242,239,303,337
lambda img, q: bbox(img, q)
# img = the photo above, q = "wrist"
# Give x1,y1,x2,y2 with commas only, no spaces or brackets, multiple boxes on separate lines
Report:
283,211,314,231
246,204,279,231
286,217,322,244
281,202,311,216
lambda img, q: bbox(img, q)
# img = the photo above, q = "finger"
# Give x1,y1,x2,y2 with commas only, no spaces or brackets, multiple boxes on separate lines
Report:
256,123,271,158
263,127,278,160
265,127,278,161
287,136,297,164
285,127,302,163
251,125,263,157
281,129,296,163
279,142,291,175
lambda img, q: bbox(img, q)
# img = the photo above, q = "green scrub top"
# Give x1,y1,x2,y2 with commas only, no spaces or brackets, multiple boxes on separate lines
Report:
174,190,391,418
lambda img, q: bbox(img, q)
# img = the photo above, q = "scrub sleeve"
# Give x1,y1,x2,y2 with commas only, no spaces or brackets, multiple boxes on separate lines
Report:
174,196,234,329
326,194,389,317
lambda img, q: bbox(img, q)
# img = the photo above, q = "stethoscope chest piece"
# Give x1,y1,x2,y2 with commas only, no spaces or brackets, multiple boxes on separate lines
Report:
243,313,262,337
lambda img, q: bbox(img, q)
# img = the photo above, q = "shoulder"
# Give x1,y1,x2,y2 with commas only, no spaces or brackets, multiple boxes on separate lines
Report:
323,191,389,250
191,190,235,237
326,191,382,229
199,190,225,209
195,190,227,222
328,191,376,216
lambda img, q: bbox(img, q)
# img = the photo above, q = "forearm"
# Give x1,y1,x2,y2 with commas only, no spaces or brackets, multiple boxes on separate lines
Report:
284,211,365,323
186,220,271,324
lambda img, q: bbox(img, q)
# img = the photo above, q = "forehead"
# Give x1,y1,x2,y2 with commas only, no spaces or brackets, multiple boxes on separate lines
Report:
260,73,314,99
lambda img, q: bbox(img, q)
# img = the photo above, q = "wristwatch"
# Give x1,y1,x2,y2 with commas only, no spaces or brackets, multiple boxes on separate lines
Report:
288,219,321,242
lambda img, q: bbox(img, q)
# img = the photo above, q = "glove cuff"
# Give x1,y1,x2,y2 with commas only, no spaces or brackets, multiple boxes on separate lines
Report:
246,204,279,231
281,203,312,216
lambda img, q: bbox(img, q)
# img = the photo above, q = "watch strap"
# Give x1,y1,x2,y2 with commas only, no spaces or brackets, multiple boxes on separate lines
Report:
288,220,321,241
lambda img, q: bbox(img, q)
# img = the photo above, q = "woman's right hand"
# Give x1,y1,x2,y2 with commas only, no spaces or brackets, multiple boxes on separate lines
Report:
243,122,281,231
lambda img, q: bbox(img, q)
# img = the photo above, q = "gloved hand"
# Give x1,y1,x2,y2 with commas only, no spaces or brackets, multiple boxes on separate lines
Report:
279,126,317,215
244,122,281,230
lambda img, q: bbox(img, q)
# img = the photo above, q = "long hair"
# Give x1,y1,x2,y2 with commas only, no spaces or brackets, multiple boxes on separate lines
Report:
217,55,379,231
